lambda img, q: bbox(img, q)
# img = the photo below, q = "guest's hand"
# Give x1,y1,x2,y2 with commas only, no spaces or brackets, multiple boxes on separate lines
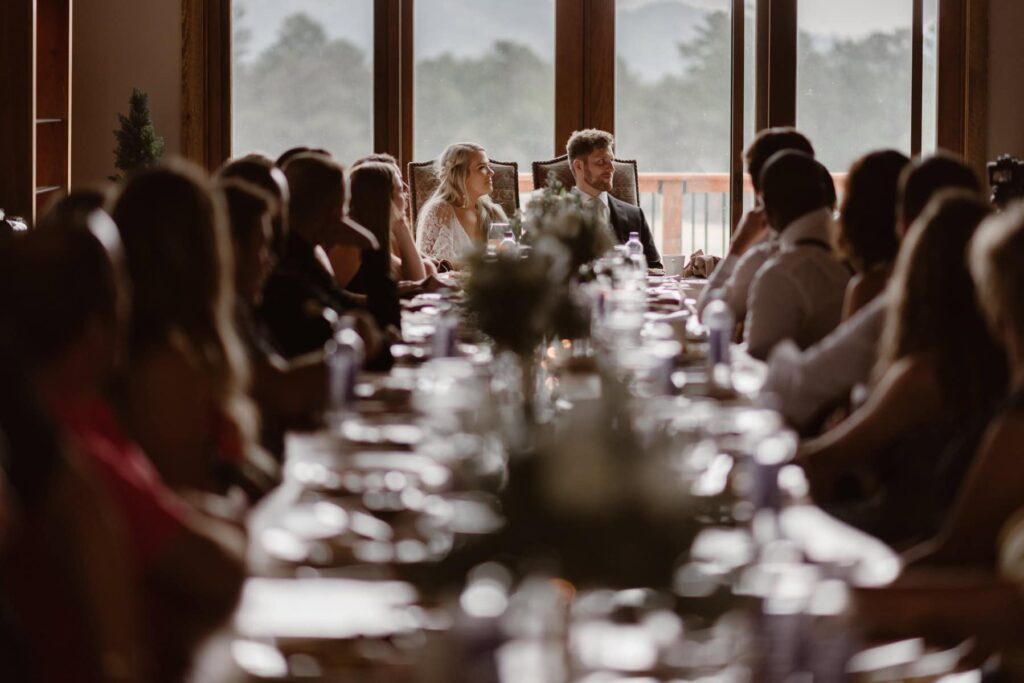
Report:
730,206,769,256
419,274,453,293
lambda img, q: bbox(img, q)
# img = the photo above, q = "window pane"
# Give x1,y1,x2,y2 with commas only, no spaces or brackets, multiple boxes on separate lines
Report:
232,1,374,162
797,0,914,173
616,0,734,258
414,0,555,175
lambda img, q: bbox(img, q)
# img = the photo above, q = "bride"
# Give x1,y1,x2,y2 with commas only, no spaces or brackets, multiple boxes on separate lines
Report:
415,142,507,265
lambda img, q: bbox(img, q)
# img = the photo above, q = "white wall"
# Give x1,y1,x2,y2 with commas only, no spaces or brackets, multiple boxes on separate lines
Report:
988,0,1024,159
71,0,182,187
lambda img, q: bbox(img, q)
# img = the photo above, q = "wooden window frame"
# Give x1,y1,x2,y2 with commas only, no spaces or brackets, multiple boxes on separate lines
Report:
183,0,988,233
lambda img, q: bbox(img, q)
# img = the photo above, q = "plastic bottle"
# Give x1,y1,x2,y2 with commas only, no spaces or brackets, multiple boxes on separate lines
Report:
325,316,365,426
431,307,459,359
703,289,734,384
626,231,643,259
497,229,518,257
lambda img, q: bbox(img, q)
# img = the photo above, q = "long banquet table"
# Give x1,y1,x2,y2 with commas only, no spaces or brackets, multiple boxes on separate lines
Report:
192,273,979,683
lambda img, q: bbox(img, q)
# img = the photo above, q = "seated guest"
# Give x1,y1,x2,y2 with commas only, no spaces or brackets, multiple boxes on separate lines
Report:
329,161,401,331
0,221,245,681
218,153,291,261
697,127,815,320
260,153,387,360
743,151,850,360
35,186,112,233
275,145,330,169
416,142,507,265
834,150,910,320
855,205,1024,669
220,179,326,458
800,191,1005,544
760,153,982,430
110,162,275,498
351,152,437,281
0,326,142,683
901,201,1024,566
564,129,663,270
329,157,422,287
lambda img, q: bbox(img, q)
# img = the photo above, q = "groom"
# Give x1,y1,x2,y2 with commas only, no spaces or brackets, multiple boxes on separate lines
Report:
567,129,663,270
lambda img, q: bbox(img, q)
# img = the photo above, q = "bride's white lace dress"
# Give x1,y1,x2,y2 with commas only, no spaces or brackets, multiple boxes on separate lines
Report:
415,197,507,263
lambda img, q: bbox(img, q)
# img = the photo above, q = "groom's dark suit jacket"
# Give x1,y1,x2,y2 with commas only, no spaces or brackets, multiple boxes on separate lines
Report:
607,194,664,270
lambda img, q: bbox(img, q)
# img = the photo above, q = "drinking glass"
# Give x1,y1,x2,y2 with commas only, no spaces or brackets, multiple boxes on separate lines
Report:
487,222,509,255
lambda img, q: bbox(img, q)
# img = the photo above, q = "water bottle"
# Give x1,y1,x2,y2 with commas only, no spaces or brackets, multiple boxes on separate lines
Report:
326,316,364,426
626,231,643,259
703,289,734,385
431,307,459,358
498,229,518,257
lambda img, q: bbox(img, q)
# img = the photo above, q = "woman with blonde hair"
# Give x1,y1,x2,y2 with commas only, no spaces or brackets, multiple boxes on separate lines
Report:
415,142,507,265
110,161,275,499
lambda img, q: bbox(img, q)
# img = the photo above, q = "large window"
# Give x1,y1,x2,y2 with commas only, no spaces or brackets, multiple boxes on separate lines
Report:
200,0,978,258
796,1,914,174
231,1,374,162
413,0,555,171
616,0,734,257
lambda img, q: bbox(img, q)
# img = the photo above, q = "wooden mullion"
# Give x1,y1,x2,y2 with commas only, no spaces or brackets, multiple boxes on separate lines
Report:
583,0,615,134
554,0,584,155
936,0,966,155
754,0,769,132
964,0,988,174
181,0,230,171
374,0,398,163
767,0,797,128
210,0,231,168
400,0,413,170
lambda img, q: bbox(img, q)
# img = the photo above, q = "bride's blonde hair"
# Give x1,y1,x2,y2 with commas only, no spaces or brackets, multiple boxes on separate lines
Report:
432,142,506,222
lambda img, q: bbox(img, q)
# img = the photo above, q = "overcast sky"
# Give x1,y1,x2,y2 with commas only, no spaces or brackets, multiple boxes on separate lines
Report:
619,0,912,37
235,0,915,62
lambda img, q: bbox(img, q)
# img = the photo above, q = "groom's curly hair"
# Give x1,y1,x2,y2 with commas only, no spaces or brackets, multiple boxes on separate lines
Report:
566,129,614,164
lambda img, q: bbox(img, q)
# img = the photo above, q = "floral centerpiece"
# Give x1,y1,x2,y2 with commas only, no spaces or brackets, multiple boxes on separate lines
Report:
462,240,569,357
514,177,616,277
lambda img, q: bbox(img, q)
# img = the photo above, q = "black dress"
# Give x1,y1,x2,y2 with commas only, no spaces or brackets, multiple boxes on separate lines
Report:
345,248,401,333
258,233,360,358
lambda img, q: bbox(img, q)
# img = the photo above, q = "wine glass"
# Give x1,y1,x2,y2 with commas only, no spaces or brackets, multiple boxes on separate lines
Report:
487,222,509,255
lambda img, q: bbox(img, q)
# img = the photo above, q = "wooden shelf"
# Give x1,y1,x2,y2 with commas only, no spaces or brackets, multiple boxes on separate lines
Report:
1,0,72,226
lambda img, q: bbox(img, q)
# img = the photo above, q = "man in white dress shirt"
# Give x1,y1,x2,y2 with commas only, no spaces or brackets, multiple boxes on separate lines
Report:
744,150,850,360
760,153,983,429
696,127,817,321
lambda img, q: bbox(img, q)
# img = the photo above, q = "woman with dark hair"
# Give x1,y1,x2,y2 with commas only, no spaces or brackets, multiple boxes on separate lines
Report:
0,222,246,681
799,191,1006,543
353,153,437,281
110,161,275,498
218,153,290,262
219,178,326,459
835,150,911,320
332,161,401,331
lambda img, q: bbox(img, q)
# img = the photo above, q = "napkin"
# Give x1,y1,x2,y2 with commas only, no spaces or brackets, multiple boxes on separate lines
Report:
681,249,721,278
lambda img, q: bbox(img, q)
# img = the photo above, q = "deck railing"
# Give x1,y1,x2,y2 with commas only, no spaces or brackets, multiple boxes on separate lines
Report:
518,172,848,259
